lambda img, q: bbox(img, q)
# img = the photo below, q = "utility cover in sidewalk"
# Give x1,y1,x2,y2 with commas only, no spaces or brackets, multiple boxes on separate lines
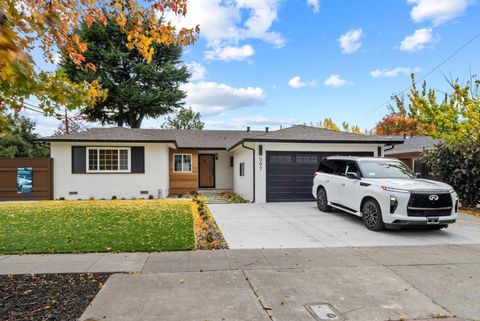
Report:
304,303,343,321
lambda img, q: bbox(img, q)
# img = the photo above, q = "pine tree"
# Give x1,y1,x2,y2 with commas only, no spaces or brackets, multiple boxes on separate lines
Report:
61,17,190,128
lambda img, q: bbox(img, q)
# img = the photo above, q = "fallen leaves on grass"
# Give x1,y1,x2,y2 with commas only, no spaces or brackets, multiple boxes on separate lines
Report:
0,200,195,254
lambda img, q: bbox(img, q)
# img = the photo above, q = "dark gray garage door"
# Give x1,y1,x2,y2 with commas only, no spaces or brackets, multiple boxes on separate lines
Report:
266,151,374,202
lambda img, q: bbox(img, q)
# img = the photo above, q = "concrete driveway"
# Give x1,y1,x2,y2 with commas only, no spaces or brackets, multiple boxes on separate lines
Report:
209,202,480,249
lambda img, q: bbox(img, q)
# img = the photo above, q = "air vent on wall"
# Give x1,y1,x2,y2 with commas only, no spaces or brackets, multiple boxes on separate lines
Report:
69,191,78,195
140,191,149,195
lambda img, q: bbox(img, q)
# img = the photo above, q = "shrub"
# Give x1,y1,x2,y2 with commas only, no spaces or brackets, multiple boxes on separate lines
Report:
111,196,117,200
421,142,480,207
148,195,154,200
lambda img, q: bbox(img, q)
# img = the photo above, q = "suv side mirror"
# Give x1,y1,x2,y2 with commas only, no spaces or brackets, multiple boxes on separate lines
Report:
415,172,421,178
346,172,359,180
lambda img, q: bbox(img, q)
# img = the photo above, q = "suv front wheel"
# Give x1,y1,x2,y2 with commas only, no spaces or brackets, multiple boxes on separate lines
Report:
362,199,385,231
316,187,332,212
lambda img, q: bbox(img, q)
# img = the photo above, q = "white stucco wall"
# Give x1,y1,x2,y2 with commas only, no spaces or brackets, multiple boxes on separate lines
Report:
232,144,254,202
232,142,383,203
199,150,234,190
51,142,171,200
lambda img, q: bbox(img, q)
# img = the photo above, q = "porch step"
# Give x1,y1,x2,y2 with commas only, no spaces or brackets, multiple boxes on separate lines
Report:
201,192,229,204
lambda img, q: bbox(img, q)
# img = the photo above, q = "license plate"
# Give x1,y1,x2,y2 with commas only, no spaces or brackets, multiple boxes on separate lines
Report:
427,217,440,224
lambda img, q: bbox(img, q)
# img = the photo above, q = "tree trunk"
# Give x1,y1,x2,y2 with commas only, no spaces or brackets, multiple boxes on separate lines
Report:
128,111,144,128
118,105,124,127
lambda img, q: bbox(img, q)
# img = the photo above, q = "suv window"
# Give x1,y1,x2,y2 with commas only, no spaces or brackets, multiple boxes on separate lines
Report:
318,159,347,176
345,161,360,176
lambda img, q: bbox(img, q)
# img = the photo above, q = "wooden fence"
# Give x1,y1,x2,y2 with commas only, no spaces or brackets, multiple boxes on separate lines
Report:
0,158,53,201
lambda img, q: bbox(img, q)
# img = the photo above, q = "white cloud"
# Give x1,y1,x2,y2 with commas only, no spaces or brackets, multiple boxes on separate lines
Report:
162,0,285,60
400,28,436,52
205,116,295,130
186,62,206,81
288,76,317,89
205,44,255,61
408,0,471,25
307,0,320,13
182,81,266,115
370,67,422,78
338,29,363,54
324,74,347,87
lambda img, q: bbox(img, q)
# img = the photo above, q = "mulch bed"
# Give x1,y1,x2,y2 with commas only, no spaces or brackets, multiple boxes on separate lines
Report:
0,273,110,321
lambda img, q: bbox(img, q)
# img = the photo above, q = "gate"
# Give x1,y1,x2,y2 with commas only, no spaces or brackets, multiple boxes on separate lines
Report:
0,158,53,201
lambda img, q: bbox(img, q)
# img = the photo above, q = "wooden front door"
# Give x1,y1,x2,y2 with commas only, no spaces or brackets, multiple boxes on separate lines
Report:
199,154,215,188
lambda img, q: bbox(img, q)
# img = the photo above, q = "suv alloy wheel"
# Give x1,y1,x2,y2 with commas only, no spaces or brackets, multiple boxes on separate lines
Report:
316,187,332,212
362,199,385,231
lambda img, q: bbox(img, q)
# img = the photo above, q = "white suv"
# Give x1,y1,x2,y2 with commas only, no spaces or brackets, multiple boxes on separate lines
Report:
312,156,458,231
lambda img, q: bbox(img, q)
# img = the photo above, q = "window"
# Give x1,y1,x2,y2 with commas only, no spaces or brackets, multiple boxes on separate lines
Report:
239,162,245,177
86,147,130,173
317,159,346,176
229,156,234,168
173,154,192,173
269,155,292,164
296,154,318,164
345,161,360,176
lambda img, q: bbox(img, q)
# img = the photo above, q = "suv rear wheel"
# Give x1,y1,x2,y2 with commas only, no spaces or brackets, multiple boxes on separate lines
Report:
362,199,385,231
316,187,332,212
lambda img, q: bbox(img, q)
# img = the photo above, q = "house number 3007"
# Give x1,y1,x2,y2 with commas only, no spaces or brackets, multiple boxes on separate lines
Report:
258,156,263,171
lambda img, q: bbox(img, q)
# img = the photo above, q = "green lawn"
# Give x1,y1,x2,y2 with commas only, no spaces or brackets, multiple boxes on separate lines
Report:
0,200,195,254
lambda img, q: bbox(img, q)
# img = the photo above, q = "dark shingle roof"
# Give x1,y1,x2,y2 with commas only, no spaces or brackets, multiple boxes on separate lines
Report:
40,127,262,149
228,125,403,149
40,125,403,149
385,136,442,154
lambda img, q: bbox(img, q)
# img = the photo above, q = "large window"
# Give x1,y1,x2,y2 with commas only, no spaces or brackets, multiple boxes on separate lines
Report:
87,147,130,173
173,154,192,173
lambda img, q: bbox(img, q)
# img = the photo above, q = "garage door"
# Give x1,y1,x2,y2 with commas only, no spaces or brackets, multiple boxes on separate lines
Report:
266,151,374,202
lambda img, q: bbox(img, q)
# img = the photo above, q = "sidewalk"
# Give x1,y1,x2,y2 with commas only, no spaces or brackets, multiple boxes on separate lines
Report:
2,245,479,320
2,244,480,275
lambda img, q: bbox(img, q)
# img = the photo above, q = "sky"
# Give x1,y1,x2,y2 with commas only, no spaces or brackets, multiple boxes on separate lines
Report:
27,0,480,135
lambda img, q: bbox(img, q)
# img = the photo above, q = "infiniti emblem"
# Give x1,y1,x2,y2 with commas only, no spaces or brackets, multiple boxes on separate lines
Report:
429,194,439,201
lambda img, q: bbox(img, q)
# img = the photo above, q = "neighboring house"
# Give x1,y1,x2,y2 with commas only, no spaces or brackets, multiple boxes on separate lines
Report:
385,135,442,177
40,125,402,202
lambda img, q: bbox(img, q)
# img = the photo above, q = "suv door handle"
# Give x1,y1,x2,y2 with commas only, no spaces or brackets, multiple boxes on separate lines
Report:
324,179,329,183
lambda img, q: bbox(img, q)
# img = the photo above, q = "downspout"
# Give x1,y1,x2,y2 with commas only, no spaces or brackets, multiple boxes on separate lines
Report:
241,141,255,203
384,144,395,152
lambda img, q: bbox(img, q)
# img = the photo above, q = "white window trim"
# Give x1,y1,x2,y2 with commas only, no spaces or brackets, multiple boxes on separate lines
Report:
86,147,131,173
173,153,193,173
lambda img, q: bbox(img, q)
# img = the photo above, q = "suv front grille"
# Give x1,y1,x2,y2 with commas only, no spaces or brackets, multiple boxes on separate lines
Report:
407,209,452,217
407,192,453,217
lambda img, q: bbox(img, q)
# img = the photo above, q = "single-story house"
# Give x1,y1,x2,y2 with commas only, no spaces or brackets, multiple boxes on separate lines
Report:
385,135,441,177
40,125,403,202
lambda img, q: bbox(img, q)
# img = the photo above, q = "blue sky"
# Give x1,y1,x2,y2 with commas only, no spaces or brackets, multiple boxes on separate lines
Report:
29,0,480,135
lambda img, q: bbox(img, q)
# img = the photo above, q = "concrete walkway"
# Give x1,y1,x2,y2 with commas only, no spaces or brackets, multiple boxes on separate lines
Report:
2,245,478,320
0,252,149,275
79,244,480,321
210,202,480,249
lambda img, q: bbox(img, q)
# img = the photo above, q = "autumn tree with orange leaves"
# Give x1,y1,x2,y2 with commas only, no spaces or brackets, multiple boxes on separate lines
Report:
0,0,198,126
374,95,432,136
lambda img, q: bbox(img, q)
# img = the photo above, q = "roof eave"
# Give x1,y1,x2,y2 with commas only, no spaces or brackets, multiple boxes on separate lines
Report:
228,138,404,151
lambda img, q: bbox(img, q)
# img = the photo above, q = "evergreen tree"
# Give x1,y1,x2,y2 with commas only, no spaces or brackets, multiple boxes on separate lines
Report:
61,17,190,128
162,107,204,130
0,114,49,157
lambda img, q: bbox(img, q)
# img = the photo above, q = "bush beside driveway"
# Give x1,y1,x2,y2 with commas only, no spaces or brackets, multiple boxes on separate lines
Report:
0,200,195,254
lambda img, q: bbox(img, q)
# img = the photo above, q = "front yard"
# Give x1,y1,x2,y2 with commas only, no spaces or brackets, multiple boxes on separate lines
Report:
0,200,195,254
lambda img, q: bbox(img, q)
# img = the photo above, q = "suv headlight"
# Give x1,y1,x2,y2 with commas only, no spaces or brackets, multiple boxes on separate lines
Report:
381,186,410,193
390,196,398,214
